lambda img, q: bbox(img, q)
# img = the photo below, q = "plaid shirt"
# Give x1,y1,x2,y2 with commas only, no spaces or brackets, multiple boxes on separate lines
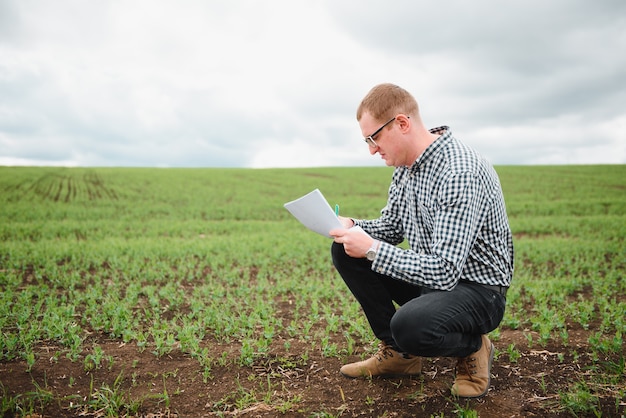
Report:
355,126,514,290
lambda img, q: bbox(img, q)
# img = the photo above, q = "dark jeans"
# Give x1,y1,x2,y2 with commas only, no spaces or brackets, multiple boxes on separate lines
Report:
331,242,506,358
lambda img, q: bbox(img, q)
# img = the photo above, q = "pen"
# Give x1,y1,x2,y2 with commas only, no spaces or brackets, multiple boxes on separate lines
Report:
335,204,339,216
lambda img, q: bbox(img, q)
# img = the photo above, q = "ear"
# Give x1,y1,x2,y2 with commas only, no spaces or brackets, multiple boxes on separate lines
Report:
396,114,411,132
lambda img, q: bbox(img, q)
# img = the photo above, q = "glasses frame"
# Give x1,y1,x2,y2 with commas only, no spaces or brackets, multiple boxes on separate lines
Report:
363,116,397,148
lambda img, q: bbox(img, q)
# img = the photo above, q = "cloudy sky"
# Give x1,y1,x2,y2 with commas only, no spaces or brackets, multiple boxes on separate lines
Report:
1,0,625,168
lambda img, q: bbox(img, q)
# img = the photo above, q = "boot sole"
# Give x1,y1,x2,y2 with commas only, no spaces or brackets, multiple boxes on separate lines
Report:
340,371,422,379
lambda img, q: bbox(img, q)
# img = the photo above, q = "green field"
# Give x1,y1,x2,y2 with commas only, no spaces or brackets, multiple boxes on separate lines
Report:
1,165,625,417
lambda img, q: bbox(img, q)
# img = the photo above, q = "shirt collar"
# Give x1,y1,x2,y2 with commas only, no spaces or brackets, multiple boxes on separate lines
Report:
410,126,451,172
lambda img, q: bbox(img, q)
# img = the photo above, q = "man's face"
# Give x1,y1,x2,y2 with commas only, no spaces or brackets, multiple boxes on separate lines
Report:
359,112,402,167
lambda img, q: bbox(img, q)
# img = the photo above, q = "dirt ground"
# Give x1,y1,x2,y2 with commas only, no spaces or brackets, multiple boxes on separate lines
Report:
1,325,624,418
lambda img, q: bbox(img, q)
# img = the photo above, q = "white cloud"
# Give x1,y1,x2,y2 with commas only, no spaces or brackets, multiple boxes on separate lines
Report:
466,112,626,165
250,137,386,168
1,0,625,167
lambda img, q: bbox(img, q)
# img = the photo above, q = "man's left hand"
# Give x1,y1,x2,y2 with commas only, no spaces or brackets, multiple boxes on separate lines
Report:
329,227,374,259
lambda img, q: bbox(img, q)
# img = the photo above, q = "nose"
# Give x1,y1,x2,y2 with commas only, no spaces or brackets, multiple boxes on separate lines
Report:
369,144,379,155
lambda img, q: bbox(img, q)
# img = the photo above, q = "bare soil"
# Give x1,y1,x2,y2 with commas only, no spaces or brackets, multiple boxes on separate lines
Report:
1,324,624,417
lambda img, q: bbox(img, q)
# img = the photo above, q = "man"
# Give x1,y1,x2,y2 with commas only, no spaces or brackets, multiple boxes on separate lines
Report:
329,83,514,398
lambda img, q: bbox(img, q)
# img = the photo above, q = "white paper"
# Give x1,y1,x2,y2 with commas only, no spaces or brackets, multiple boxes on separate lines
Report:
284,189,343,238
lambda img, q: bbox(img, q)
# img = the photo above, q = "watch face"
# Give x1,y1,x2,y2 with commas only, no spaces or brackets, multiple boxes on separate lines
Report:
366,250,376,261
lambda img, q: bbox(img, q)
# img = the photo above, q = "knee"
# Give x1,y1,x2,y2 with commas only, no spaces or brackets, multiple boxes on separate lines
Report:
331,241,349,268
390,307,438,355
390,310,418,353
331,242,367,287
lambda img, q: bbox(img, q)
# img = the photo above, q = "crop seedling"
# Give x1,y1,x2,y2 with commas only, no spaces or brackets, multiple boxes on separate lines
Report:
1,165,624,416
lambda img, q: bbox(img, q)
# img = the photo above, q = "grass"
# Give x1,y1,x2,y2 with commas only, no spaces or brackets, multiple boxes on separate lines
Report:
1,164,625,416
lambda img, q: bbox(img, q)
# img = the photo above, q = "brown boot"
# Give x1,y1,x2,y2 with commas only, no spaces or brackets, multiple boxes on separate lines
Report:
340,344,422,379
451,335,494,398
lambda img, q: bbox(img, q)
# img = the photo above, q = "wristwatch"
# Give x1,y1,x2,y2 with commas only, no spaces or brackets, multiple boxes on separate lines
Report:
366,240,380,261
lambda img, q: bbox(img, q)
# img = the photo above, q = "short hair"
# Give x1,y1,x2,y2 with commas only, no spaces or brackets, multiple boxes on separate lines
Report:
356,83,419,122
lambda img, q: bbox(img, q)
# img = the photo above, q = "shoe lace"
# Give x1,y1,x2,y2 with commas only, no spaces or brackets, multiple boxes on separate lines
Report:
374,345,395,363
456,355,478,380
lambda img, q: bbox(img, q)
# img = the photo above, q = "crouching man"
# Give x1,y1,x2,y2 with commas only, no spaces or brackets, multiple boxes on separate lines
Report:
330,83,514,398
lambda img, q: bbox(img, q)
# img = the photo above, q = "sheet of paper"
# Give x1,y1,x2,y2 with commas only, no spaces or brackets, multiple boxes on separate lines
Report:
284,189,343,238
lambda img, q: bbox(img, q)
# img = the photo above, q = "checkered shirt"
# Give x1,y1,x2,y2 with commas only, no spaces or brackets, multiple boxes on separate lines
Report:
355,126,514,290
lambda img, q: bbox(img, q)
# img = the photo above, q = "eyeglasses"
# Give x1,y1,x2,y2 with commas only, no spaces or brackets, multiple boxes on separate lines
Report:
363,116,397,148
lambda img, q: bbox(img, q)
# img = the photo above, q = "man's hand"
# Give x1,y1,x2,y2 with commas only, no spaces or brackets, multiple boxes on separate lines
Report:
337,215,354,229
330,224,374,259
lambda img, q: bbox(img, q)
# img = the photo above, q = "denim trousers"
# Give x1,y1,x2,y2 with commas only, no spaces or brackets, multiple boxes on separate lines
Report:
331,242,506,358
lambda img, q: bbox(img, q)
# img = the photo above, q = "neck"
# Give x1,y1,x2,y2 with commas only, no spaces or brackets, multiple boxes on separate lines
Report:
405,130,438,166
